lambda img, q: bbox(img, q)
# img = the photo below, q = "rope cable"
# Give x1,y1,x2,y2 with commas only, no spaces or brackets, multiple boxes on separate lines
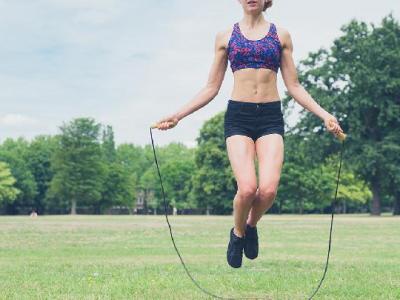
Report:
150,127,345,300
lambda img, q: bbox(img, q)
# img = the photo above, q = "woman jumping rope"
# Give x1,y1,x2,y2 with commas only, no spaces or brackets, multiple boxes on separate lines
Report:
153,0,343,269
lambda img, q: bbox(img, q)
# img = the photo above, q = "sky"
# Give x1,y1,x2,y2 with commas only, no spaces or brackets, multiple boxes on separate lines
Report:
0,0,398,147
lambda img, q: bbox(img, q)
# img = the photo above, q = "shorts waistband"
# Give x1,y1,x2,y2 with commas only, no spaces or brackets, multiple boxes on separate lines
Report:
229,99,281,105
228,99,281,109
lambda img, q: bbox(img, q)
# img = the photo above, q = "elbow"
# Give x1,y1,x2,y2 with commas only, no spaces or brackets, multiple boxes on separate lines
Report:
210,89,219,99
286,81,302,97
206,85,220,100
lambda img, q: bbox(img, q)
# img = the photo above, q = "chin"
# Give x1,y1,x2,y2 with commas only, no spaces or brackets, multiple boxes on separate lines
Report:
247,9,261,14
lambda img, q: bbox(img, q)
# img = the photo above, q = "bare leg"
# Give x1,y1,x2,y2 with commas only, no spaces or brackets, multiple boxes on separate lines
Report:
226,135,258,237
247,134,284,227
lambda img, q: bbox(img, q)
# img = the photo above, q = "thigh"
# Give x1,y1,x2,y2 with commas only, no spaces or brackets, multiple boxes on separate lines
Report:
226,135,257,189
255,134,284,190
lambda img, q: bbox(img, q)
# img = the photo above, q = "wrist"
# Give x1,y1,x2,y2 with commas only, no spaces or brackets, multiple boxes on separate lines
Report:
320,111,331,121
173,112,182,121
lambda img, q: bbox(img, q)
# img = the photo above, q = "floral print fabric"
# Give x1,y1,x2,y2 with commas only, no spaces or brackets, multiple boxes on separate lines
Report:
227,22,282,73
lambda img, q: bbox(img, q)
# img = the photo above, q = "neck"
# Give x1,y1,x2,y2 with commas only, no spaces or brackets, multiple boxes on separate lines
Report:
241,13,265,29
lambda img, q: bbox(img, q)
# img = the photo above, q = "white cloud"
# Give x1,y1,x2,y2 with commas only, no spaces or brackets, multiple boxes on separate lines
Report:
0,114,38,127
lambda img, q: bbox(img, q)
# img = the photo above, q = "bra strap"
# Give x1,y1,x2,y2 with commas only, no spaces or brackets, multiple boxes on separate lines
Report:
270,23,276,34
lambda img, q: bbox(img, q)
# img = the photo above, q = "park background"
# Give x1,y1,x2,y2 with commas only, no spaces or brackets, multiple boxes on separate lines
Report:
0,2,399,216
0,1,399,299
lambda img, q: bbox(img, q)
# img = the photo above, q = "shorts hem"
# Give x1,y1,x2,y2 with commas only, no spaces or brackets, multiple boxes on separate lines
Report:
254,131,285,142
224,133,253,141
225,131,285,142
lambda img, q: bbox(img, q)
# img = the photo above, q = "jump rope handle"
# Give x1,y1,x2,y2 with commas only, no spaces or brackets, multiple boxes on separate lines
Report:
328,120,347,141
150,121,175,129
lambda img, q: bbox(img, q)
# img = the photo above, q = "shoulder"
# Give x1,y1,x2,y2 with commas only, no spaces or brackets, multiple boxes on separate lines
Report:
215,25,235,49
274,24,292,49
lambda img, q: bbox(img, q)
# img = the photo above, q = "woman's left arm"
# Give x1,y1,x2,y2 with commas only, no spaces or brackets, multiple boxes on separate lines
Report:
279,28,343,136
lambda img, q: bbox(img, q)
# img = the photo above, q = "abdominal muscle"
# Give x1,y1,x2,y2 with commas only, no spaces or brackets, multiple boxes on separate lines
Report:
230,68,281,103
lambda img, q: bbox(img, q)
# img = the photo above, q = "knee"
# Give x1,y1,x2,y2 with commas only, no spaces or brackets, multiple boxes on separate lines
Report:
237,184,257,201
258,185,278,202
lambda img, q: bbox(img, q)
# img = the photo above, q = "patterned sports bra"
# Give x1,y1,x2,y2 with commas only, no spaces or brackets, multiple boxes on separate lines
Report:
227,22,282,73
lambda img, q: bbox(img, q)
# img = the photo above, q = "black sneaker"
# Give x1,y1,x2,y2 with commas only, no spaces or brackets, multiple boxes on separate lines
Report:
226,228,245,268
244,224,258,260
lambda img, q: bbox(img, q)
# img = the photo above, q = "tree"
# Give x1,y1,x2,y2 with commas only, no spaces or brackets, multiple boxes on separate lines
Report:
48,118,106,214
191,112,236,214
116,144,153,213
157,144,195,212
277,134,336,214
140,168,159,214
0,162,20,205
276,130,372,214
378,132,400,215
101,162,137,213
27,135,58,214
282,14,400,215
141,142,195,214
101,125,116,163
0,138,37,214
336,170,372,213
100,126,137,213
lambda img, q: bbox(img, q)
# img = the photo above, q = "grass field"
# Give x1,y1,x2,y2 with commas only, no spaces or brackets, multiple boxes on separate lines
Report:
0,215,399,300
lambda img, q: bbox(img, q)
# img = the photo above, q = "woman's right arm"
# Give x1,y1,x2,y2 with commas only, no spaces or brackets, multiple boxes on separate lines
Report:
155,30,229,130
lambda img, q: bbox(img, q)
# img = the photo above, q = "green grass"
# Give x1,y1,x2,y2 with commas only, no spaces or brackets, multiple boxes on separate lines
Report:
0,215,399,300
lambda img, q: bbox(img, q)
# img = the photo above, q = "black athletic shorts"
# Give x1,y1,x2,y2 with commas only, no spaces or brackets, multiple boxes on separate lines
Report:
224,99,285,142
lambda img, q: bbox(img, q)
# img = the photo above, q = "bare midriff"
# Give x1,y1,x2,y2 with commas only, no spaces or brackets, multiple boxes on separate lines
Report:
230,68,280,103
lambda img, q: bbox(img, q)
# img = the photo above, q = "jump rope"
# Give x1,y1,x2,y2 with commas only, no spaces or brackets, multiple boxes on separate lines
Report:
149,120,346,300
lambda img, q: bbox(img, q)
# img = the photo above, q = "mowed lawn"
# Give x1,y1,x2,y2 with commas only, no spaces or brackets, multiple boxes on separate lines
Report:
0,215,399,300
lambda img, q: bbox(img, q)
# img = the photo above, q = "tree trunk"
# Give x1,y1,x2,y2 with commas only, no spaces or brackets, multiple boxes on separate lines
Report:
393,192,400,215
143,189,148,215
370,177,381,216
71,199,77,215
299,199,304,214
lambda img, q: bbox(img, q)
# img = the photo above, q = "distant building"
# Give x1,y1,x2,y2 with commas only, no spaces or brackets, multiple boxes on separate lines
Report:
135,189,155,214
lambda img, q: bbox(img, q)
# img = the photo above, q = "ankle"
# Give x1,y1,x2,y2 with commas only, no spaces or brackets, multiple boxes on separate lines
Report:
246,222,257,228
233,227,244,238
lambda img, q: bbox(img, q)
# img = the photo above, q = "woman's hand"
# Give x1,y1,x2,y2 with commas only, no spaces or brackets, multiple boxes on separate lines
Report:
323,113,343,137
153,114,179,130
